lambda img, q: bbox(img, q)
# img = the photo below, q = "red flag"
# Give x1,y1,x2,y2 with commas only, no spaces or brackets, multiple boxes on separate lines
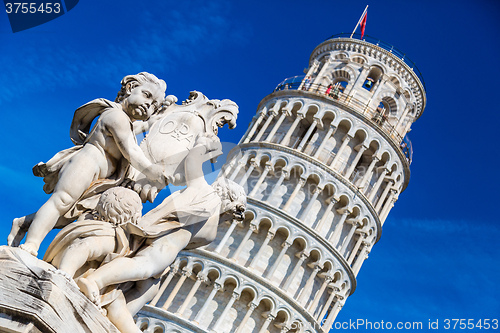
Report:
360,11,367,39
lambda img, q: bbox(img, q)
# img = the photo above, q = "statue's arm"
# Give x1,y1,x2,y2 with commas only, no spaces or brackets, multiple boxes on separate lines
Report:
104,112,164,183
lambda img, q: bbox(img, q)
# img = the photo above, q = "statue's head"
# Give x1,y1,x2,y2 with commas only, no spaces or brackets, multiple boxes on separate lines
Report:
115,72,167,119
212,177,247,223
96,187,143,226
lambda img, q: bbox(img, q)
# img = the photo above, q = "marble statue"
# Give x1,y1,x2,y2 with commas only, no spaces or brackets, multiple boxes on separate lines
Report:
4,72,246,333
9,73,167,257
76,134,246,333
73,92,244,333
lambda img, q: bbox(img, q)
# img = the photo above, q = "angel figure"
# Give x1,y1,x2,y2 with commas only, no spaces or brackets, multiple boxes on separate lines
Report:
9,72,167,256
43,186,143,280
77,134,246,333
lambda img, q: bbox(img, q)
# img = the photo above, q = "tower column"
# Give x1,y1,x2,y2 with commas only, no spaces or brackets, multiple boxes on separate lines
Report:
344,144,368,179
313,124,337,160
283,177,306,212
282,251,309,289
297,264,322,305
314,196,338,232
215,219,241,254
234,302,258,333
329,134,352,169
265,109,290,143
317,285,339,321
375,180,394,212
162,268,191,311
323,296,343,329
222,160,236,178
238,158,258,187
249,162,272,197
395,105,412,134
229,160,246,182
339,220,361,255
194,282,222,324
249,230,275,268
176,272,207,316
297,118,320,152
308,275,332,314
298,60,320,90
353,247,371,276
254,110,278,142
211,291,240,332
359,155,380,189
243,109,267,144
366,75,388,109
346,64,369,97
280,114,304,146
347,233,367,265
403,121,412,137
150,266,178,306
380,193,398,224
312,54,335,89
268,169,288,202
367,166,388,200
258,314,276,333
329,208,351,244
231,223,258,260
229,152,249,181
299,186,323,221
265,240,292,279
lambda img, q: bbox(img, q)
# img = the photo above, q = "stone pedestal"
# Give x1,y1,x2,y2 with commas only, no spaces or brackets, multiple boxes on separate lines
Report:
0,246,119,333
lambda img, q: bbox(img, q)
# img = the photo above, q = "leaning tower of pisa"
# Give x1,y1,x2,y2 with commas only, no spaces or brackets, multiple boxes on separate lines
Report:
135,33,426,333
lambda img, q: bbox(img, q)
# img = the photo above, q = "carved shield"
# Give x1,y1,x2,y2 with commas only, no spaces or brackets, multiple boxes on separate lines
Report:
140,109,205,184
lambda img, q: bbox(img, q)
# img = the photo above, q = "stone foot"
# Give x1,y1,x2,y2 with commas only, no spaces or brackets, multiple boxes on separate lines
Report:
77,277,101,307
19,242,38,257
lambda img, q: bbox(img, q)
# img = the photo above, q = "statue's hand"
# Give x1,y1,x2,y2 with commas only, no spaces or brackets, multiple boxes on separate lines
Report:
130,164,166,202
143,164,166,185
130,179,160,203
135,182,159,203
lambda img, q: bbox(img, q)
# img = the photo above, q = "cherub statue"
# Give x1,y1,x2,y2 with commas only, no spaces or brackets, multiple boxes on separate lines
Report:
9,72,167,256
43,187,143,280
76,135,246,333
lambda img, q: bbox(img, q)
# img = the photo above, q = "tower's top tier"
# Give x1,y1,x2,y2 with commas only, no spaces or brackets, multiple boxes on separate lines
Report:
309,34,426,120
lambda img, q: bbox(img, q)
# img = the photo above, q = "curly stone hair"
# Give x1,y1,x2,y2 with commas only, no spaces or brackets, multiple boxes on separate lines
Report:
115,72,167,108
212,177,247,213
96,187,143,226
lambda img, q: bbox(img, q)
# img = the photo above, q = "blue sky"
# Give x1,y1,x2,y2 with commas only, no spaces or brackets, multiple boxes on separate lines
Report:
1,0,499,331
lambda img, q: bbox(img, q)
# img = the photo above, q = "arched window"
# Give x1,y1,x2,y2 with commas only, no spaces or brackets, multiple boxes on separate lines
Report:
363,67,383,91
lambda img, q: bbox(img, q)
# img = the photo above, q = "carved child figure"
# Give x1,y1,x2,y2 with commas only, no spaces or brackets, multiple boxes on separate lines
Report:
11,72,167,256
76,135,246,333
43,187,143,279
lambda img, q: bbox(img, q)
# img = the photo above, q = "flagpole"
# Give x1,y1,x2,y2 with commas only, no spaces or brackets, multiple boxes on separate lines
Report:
350,5,368,38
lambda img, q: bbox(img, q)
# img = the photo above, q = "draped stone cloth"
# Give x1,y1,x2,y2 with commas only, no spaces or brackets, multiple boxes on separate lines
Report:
43,220,131,273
